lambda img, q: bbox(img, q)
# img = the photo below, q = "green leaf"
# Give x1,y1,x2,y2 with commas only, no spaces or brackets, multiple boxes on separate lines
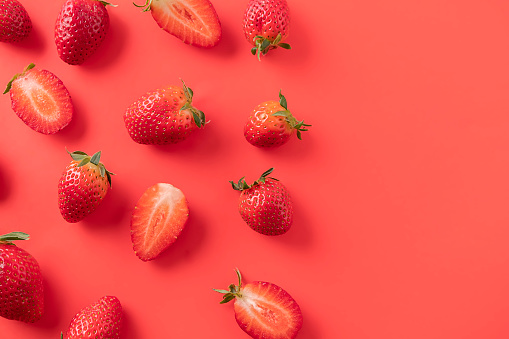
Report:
251,47,257,55
261,39,271,51
24,63,36,72
272,111,288,117
99,164,106,178
99,1,118,6
296,130,302,140
90,151,102,165
77,157,90,167
0,232,30,242
279,90,288,110
191,110,202,128
71,150,88,156
219,295,236,304
278,43,291,50
106,171,113,188
212,289,231,294
273,32,282,45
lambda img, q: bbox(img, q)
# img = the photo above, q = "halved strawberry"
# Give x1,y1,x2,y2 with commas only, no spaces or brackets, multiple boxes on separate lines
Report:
3,63,73,134
134,0,222,48
130,183,189,261
214,269,303,339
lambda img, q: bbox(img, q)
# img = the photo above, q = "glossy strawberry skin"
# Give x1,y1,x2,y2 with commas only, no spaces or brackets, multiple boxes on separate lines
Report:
65,296,122,339
244,0,289,43
7,65,74,135
124,85,204,145
58,159,110,223
0,0,32,42
55,0,111,65
235,281,303,339
0,243,43,323
238,178,293,235
244,100,293,148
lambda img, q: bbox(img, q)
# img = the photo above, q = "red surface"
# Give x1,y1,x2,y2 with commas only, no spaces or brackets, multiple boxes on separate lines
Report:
1,0,509,338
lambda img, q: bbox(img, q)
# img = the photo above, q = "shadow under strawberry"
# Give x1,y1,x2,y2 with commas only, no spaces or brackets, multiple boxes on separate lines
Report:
0,165,11,201
149,206,207,269
53,97,87,142
31,277,62,330
4,21,46,53
118,305,141,339
205,20,240,59
81,182,132,230
80,10,128,70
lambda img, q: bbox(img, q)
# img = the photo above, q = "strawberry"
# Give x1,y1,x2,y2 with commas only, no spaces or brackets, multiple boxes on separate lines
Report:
124,80,206,145
55,0,116,65
243,0,291,60
244,90,310,148
214,269,303,339
58,150,113,223
3,63,73,135
134,0,221,48
131,183,189,261
230,168,293,236
63,296,122,339
0,232,44,323
0,0,32,43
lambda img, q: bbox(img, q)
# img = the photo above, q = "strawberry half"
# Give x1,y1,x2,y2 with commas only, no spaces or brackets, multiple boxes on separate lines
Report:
0,0,32,42
244,90,310,148
3,63,74,134
55,0,117,65
134,0,221,48
243,0,291,60
0,232,44,323
64,296,122,339
58,150,114,223
130,183,189,261
214,269,303,339
124,80,206,145
230,168,293,236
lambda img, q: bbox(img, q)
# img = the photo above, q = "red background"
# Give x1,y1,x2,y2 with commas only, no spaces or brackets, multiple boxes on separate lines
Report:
2,0,509,338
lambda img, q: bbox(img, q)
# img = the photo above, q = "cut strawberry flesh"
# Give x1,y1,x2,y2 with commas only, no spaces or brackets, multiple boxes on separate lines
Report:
131,183,189,261
234,282,303,339
151,0,221,47
10,68,73,134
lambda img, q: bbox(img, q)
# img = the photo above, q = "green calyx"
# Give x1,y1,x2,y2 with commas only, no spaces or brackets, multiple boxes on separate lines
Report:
67,149,114,187
0,232,30,244
272,90,311,140
250,32,291,61
98,1,118,7
133,0,152,11
230,168,276,191
179,79,206,128
212,268,243,304
3,63,35,95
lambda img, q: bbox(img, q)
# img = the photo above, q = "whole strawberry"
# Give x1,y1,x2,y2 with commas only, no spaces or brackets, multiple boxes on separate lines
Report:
4,63,74,135
55,0,116,65
0,0,31,42
243,0,291,60
244,90,310,148
58,150,113,223
230,168,293,236
64,296,122,339
0,232,44,323
214,269,303,339
124,80,206,145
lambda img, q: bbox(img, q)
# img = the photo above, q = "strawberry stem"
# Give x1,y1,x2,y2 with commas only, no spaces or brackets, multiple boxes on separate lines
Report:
213,268,243,304
252,33,291,61
179,79,206,128
271,90,311,140
133,0,152,12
